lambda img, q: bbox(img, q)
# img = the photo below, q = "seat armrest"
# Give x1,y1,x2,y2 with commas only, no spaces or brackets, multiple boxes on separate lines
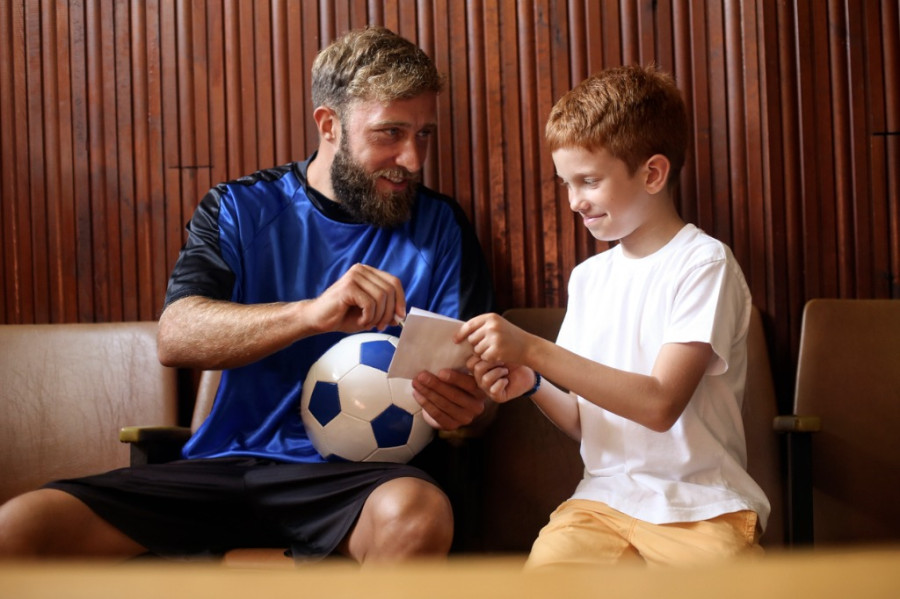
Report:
773,415,822,433
120,425,192,466
772,414,821,546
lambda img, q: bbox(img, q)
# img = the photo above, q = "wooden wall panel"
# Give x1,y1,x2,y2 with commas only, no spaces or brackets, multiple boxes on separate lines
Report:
2,0,899,408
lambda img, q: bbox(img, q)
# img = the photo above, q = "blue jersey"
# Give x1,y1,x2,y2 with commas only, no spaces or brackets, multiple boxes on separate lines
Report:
164,156,494,463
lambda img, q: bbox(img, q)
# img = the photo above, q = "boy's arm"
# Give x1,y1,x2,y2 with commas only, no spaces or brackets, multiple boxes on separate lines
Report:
526,376,582,440
460,313,713,433
530,340,713,433
466,355,582,439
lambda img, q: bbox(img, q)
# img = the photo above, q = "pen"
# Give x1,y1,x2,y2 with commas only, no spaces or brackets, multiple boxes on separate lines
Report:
393,314,406,328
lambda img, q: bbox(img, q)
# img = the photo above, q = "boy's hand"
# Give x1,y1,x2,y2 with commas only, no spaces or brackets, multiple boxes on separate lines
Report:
455,313,530,365
466,356,535,403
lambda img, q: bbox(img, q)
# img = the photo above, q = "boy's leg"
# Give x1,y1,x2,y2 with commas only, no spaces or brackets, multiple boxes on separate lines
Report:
525,499,641,569
0,488,147,558
632,510,764,567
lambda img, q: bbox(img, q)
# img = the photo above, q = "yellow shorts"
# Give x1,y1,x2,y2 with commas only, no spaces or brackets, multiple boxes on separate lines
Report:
526,499,763,569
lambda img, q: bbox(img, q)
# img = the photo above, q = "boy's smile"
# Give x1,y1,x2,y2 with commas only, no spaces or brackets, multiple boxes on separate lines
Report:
552,145,650,242
552,145,682,258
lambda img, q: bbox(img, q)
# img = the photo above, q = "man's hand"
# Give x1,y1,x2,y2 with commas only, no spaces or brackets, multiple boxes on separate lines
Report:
411,369,488,431
307,263,407,333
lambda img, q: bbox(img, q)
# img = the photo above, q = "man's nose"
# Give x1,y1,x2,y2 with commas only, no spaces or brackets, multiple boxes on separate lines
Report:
395,137,427,173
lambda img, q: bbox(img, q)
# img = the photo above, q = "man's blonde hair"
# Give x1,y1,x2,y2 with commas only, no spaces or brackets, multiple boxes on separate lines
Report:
311,26,444,118
545,65,688,190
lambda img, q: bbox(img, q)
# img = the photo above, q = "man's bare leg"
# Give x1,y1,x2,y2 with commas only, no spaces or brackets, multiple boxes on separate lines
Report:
0,488,147,559
338,477,453,564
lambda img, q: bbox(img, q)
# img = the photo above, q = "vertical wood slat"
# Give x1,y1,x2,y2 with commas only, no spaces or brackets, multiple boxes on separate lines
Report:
757,0,793,381
71,0,95,321
26,1,46,323
2,0,899,409
532,0,563,305
254,0,274,171
131,0,151,319
515,0,543,307
863,0,889,300
884,0,900,299
160,0,182,311
271,0,290,165
114,1,136,321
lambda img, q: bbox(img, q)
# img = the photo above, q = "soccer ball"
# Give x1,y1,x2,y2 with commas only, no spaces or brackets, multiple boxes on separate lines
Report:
300,332,434,463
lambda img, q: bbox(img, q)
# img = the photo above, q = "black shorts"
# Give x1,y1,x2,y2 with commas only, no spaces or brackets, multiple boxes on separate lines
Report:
45,457,437,561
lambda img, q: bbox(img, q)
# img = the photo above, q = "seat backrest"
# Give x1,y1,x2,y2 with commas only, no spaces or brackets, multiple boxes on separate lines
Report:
0,322,178,504
743,306,784,547
793,299,900,545
480,308,581,552
192,369,222,431
480,306,784,551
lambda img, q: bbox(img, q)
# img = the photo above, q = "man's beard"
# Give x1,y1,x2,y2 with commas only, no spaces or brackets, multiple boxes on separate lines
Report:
330,138,419,228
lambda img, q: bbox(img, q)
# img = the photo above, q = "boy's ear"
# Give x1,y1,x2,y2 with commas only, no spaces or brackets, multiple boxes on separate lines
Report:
644,154,671,194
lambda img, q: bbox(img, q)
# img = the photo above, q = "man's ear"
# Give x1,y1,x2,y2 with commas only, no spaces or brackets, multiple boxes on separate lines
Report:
313,106,340,144
644,154,671,194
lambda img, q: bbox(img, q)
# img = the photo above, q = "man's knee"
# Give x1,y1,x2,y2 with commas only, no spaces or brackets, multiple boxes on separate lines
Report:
0,489,144,558
383,478,453,544
0,490,61,556
348,477,454,562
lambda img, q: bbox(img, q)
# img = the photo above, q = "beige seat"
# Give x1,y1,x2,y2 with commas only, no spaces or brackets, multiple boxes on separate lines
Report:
775,299,900,546
743,306,784,547
0,322,179,505
118,306,784,560
480,305,784,552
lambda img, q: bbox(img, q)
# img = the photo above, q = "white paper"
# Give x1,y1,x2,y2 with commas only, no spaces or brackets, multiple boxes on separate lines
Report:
387,307,473,379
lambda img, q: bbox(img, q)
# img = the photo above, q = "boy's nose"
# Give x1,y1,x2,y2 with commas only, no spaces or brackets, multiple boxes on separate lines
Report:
568,191,588,213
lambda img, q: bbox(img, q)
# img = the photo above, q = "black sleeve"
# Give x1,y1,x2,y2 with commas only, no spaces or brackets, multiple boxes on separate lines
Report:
163,188,237,309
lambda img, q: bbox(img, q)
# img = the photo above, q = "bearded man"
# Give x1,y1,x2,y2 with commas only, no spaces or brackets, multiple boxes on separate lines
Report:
0,26,494,564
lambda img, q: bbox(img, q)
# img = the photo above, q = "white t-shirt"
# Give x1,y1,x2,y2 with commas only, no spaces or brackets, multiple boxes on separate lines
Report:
558,224,771,529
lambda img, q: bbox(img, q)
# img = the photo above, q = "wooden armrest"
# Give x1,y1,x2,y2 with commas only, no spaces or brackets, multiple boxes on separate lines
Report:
120,425,192,466
119,425,192,444
773,415,822,433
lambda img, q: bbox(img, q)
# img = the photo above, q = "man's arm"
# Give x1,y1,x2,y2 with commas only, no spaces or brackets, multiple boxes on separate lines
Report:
158,263,407,370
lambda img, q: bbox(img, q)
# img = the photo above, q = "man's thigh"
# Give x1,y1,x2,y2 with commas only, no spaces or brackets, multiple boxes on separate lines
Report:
48,457,438,561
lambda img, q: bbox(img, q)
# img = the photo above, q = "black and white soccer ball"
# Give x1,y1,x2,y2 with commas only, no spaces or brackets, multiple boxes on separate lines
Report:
300,333,434,462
